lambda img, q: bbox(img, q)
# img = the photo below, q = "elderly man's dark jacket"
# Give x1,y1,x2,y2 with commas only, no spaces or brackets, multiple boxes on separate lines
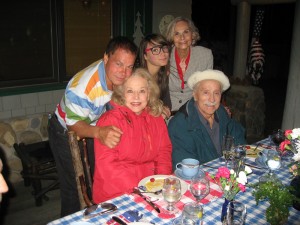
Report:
168,98,246,170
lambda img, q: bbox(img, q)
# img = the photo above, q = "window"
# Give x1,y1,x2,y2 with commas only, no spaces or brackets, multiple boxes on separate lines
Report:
0,0,111,93
0,0,63,90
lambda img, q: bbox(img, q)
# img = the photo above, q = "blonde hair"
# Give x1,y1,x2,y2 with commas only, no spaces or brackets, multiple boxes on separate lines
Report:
164,17,200,46
112,68,164,117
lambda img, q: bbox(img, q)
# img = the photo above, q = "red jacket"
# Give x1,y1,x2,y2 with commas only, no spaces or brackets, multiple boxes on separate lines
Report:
92,101,172,203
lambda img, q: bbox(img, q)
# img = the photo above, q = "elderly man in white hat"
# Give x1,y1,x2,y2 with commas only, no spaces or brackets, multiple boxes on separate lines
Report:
168,69,246,169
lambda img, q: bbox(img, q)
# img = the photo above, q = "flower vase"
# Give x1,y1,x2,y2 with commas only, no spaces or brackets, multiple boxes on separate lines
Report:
290,175,300,211
221,198,234,224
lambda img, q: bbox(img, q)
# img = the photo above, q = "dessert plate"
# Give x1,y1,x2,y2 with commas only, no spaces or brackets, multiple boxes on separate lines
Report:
245,145,264,158
138,175,188,200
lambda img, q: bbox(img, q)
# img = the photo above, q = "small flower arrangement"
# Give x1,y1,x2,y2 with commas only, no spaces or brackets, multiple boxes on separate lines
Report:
289,163,300,177
279,128,300,177
279,128,300,153
210,166,252,201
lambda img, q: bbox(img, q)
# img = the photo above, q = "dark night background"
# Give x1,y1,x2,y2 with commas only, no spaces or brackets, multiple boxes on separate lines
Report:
191,0,295,136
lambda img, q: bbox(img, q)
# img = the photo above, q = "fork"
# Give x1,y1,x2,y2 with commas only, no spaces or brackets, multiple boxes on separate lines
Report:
139,189,162,195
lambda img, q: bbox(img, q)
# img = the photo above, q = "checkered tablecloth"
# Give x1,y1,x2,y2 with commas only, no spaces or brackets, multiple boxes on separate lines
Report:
47,194,169,225
48,138,300,225
133,173,222,219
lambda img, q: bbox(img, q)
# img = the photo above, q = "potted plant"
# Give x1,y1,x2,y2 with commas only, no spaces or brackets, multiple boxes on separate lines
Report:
251,180,299,225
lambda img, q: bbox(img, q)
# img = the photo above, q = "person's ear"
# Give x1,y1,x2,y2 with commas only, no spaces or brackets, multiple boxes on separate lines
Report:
193,91,197,101
144,53,148,61
103,53,109,64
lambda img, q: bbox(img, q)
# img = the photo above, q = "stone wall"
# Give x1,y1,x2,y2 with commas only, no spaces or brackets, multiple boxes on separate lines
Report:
226,84,265,143
0,113,49,183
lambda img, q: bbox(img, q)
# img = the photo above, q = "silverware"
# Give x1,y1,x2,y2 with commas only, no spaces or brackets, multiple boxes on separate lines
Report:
112,216,128,225
253,143,261,152
244,163,263,170
84,202,118,219
201,164,218,169
139,189,162,195
133,188,160,213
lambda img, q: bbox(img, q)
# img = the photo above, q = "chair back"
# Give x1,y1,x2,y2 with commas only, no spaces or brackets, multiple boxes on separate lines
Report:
13,141,59,206
68,131,94,209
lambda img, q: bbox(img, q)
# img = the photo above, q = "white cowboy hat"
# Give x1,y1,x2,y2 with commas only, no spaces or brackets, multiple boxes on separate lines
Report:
187,69,230,92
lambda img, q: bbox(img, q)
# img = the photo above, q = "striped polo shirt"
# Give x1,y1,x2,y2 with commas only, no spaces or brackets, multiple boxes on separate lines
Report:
54,59,112,129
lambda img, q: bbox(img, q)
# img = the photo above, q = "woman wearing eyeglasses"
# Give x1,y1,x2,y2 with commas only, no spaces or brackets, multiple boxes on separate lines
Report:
164,17,213,114
136,33,172,120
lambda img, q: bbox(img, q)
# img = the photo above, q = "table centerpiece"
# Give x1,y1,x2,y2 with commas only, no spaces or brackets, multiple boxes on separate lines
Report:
210,166,252,224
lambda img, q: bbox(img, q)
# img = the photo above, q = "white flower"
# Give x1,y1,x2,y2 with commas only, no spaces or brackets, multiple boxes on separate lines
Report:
244,165,252,174
236,171,247,185
225,185,230,191
293,152,300,162
291,128,300,139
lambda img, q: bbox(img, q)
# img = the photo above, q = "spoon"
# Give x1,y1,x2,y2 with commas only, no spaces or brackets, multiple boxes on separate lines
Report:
83,202,118,219
139,189,162,195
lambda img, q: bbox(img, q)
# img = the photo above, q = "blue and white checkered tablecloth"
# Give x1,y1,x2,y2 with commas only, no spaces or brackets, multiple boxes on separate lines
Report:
47,194,170,225
48,138,300,225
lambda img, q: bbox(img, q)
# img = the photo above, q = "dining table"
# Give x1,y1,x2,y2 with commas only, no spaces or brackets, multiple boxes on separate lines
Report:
47,138,300,225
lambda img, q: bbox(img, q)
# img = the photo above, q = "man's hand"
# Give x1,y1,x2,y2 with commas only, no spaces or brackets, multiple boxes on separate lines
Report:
67,121,123,148
97,126,123,148
162,106,171,120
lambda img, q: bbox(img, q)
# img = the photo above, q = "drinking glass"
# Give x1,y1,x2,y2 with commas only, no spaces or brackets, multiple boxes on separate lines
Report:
190,173,210,205
224,201,246,225
181,202,203,225
222,135,235,167
259,149,282,182
233,145,246,173
162,177,182,213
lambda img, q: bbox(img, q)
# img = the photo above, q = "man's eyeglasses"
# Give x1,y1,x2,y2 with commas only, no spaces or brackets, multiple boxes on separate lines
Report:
145,45,169,55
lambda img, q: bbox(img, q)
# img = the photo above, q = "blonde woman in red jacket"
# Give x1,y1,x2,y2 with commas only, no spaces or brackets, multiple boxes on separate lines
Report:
93,68,172,203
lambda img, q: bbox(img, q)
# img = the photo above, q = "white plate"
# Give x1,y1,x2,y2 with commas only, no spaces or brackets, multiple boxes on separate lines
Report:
138,175,188,200
245,145,264,158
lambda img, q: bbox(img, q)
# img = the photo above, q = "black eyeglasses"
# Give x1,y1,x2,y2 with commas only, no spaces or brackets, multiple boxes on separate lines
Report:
145,45,169,55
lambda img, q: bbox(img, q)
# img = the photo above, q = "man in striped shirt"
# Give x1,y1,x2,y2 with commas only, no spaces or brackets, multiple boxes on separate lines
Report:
48,36,137,217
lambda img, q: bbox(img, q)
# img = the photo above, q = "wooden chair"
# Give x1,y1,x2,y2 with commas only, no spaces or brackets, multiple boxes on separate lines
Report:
68,131,94,209
13,141,59,206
